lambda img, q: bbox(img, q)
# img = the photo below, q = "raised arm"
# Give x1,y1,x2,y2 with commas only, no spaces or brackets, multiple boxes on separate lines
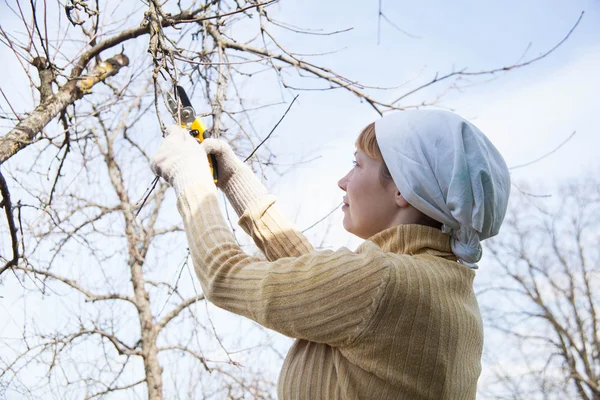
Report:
152,127,391,346
176,184,391,346
203,138,314,260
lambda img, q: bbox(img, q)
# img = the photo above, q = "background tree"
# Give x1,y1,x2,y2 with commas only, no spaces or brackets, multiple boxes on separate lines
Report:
479,178,600,399
0,0,584,398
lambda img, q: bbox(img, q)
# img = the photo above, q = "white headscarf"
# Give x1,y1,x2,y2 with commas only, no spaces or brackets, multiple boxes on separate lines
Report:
374,109,510,267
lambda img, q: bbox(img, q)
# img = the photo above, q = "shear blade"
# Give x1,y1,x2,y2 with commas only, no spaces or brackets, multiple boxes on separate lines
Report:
176,86,193,108
164,91,180,120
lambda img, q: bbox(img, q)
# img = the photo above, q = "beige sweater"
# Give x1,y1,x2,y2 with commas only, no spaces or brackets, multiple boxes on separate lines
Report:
177,188,483,399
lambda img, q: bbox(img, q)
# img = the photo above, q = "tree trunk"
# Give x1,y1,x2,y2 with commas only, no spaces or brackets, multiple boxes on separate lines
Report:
131,259,163,399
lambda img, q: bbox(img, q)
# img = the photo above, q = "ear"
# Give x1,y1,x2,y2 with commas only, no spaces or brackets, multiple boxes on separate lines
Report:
394,191,411,208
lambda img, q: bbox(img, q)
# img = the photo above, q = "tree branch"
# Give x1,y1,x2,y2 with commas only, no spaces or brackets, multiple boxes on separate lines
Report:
0,0,242,166
0,53,130,165
84,379,145,400
0,170,20,276
158,345,211,372
14,266,136,306
391,11,584,106
207,27,393,115
70,328,141,357
155,295,205,333
244,94,298,162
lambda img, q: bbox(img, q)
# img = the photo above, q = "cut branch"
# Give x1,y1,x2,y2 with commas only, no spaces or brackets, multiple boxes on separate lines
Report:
32,56,55,103
0,53,129,165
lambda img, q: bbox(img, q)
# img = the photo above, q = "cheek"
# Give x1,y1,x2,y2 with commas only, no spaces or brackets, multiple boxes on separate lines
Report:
347,172,365,196
354,168,376,188
348,171,380,205
353,174,396,213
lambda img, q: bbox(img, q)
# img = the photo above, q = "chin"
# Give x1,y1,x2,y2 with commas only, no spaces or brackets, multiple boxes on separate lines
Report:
343,222,368,239
342,221,351,234
342,217,353,235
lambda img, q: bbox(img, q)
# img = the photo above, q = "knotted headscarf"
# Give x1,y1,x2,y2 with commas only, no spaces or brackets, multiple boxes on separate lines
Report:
374,109,510,267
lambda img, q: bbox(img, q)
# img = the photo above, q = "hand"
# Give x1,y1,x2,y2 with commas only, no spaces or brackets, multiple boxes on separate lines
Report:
201,138,268,215
201,138,244,189
151,125,215,196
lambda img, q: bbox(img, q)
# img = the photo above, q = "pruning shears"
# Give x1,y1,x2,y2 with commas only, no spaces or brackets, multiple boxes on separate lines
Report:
165,85,218,183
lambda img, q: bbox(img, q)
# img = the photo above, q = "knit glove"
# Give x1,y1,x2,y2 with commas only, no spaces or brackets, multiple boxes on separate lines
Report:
151,125,216,197
201,138,268,216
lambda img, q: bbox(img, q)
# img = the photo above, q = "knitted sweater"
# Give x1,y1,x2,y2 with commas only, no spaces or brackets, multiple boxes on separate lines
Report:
177,188,483,399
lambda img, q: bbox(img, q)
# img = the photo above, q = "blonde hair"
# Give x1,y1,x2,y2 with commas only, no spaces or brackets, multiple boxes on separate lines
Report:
355,122,392,184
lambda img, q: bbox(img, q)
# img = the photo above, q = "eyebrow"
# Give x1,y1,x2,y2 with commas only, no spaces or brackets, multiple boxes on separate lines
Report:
353,151,357,157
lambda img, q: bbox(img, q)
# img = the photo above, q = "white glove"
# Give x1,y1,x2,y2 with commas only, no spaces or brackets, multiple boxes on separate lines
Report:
202,138,268,216
151,125,216,196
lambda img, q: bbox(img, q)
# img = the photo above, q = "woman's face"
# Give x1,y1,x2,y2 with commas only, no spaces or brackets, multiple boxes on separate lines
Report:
338,150,400,239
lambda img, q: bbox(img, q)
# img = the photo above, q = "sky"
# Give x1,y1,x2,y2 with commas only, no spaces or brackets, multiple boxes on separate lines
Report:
1,0,600,397
251,0,600,250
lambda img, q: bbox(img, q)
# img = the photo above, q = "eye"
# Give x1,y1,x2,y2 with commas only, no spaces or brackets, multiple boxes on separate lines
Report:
352,160,358,167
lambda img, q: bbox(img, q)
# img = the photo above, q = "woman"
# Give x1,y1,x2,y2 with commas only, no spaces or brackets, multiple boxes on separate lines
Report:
151,109,510,399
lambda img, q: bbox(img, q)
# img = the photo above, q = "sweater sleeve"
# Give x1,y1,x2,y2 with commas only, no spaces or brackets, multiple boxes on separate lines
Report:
237,195,314,261
177,186,391,347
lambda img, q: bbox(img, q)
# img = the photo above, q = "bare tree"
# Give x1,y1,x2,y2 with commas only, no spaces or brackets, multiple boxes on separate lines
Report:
479,178,600,399
0,0,584,398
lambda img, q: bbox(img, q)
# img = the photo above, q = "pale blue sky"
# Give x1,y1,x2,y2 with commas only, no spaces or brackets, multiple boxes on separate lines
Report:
246,0,600,248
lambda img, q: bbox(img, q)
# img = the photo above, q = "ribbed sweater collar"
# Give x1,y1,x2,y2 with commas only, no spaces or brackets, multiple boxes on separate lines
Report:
367,224,456,260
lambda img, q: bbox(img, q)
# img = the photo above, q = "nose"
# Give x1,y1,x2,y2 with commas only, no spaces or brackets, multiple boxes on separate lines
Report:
338,170,350,192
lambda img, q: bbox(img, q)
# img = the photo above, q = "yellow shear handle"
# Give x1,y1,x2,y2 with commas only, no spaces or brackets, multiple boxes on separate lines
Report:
184,118,218,183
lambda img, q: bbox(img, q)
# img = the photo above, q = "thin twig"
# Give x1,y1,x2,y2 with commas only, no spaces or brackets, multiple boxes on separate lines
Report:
134,176,160,217
509,131,576,170
302,202,343,233
266,17,353,36
379,12,421,39
244,95,298,162
157,251,189,318
29,0,51,61
511,182,552,198
0,87,21,121
391,11,585,105
377,0,382,45
47,120,71,206
177,0,277,23
186,258,238,366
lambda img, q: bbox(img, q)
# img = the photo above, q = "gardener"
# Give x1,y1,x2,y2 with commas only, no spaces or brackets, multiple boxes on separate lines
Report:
151,109,510,399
